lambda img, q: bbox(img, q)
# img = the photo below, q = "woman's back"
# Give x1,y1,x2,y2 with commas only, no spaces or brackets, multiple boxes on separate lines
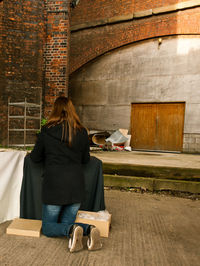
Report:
30,121,90,205
42,124,90,165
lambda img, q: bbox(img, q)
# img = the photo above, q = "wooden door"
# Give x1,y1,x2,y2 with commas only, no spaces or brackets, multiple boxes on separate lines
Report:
131,103,185,152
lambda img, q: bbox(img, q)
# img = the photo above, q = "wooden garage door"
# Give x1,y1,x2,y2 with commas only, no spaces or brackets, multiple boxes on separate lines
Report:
131,103,185,152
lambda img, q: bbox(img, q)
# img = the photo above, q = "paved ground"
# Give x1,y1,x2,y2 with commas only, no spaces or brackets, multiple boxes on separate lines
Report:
1,189,200,266
91,150,200,169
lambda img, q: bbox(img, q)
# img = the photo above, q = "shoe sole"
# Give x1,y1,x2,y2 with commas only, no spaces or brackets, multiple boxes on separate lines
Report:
87,227,102,251
69,226,83,253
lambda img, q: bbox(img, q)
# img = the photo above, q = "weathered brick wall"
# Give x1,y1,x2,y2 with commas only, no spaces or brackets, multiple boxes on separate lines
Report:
0,1,4,82
0,2,2,49
1,0,44,100
71,0,188,26
0,0,44,145
43,0,70,116
0,2,5,145
71,0,134,26
134,0,187,12
70,7,200,73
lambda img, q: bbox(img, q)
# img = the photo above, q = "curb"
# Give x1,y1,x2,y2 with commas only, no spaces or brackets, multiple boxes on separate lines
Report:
104,174,200,194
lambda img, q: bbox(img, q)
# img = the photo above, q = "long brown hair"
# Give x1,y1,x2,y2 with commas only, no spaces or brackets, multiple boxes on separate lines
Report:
46,96,84,145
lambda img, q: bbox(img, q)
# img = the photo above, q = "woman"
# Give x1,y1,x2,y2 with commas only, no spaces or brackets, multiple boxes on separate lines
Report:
30,96,102,252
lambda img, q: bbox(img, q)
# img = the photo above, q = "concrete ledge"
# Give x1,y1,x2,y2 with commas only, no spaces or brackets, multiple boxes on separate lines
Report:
71,0,200,31
133,9,153,18
71,19,109,31
153,0,200,14
104,174,200,194
71,13,134,31
154,178,200,194
104,174,154,191
108,14,133,23
103,163,200,181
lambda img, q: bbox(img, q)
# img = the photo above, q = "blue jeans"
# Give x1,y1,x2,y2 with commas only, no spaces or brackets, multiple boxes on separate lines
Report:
42,203,90,237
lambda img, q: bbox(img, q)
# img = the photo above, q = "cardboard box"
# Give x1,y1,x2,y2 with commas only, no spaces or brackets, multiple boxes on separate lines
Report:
6,210,111,238
75,210,111,238
6,218,42,237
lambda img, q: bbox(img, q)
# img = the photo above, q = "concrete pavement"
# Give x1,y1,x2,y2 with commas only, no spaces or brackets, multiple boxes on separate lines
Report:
0,189,200,266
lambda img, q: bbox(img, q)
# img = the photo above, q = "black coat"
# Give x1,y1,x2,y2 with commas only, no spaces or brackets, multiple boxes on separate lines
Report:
30,124,90,205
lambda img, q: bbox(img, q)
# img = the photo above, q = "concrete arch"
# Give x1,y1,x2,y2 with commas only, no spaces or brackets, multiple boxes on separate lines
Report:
69,7,200,74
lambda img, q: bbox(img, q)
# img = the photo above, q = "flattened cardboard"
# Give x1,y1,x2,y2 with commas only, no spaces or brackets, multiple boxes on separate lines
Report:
6,218,42,237
75,210,111,238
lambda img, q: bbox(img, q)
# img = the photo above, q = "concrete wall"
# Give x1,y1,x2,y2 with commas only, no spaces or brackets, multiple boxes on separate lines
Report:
69,35,200,153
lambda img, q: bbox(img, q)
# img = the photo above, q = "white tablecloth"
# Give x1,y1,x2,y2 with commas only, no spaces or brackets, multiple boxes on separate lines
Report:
0,150,26,223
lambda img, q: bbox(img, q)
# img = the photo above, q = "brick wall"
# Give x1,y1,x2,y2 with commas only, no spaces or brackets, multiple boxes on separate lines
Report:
43,0,70,116
0,0,44,145
0,2,4,85
0,0,72,144
70,7,200,73
134,0,187,12
71,0,188,26
71,0,134,26
0,2,2,49
0,2,6,145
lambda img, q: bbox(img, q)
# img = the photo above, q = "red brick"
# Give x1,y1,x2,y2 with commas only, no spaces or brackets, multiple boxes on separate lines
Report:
43,0,70,116
71,0,134,26
0,0,44,144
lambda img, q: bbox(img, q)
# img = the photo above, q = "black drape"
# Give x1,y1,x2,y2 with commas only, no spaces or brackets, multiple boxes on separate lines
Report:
20,155,105,220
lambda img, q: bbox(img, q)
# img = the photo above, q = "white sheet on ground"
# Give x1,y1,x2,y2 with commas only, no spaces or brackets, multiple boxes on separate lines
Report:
0,151,26,223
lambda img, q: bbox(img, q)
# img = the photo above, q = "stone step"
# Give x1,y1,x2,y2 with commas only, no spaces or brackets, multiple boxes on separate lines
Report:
104,174,200,194
103,162,200,181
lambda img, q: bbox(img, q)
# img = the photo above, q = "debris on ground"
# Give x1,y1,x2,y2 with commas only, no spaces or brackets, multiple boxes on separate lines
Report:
105,186,200,200
89,129,132,151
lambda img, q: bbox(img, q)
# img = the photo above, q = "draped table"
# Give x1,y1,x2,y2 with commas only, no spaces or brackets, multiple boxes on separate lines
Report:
20,155,105,220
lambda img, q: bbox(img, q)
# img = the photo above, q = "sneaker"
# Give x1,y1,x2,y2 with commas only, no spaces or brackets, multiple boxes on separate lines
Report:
68,225,83,253
87,226,102,251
